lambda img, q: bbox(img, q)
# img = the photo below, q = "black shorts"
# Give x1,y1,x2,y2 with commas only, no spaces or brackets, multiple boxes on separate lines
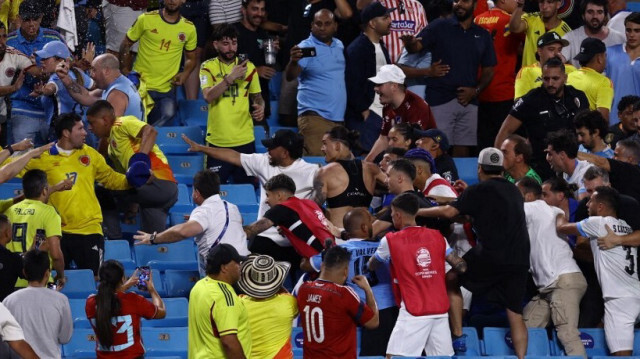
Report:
458,248,529,314
61,233,104,276
180,0,210,48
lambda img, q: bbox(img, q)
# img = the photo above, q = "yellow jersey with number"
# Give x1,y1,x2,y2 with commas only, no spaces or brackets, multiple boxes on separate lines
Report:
19,145,130,235
127,10,197,93
567,66,614,111
521,13,571,67
108,115,176,182
200,58,262,147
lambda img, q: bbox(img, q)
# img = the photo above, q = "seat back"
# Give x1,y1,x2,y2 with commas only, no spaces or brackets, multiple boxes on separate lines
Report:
482,327,550,356
61,270,97,299
166,154,205,186
156,126,204,155
141,327,188,358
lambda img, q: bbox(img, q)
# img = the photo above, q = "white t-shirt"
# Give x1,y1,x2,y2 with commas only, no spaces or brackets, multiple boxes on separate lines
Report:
524,200,581,289
608,11,633,37
561,27,625,68
0,48,33,116
423,173,458,198
240,154,319,245
563,159,592,194
369,42,387,117
190,194,249,274
577,216,640,299
0,302,24,341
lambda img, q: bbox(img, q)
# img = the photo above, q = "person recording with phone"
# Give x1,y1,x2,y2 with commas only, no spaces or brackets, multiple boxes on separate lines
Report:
85,260,166,358
200,24,265,185
285,9,347,156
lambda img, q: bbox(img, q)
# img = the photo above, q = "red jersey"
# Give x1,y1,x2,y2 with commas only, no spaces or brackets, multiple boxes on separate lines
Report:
279,197,333,258
85,292,157,358
387,226,450,316
474,9,524,102
380,90,436,136
381,0,427,63
297,280,374,359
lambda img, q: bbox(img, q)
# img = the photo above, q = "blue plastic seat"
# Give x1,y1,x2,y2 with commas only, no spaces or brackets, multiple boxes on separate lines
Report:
62,328,98,358
167,154,205,186
169,211,193,226
457,326,482,356
141,327,188,358
164,269,200,297
241,212,258,224
453,157,478,186
68,298,91,328
254,126,268,153
156,126,204,155
219,184,258,205
61,270,97,298
0,183,23,199
482,327,550,356
125,268,167,297
134,240,198,271
551,328,609,357
169,184,195,215
269,126,298,135
142,297,189,327
104,240,136,270
178,99,208,129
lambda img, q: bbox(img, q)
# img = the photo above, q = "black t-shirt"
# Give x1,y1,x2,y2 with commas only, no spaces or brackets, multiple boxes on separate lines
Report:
263,204,324,253
0,246,22,301
435,154,459,183
451,177,530,265
378,190,451,233
575,194,640,230
510,85,589,180
608,158,640,204
234,23,271,117
606,123,633,150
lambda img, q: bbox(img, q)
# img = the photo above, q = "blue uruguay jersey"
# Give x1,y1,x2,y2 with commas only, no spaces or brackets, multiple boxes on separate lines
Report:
49,69,94,117
7,28,63,118
311,239,396,309
103,75,145,121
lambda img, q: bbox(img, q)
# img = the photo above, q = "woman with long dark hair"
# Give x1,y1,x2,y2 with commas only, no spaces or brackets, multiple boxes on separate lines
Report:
85,260,166,358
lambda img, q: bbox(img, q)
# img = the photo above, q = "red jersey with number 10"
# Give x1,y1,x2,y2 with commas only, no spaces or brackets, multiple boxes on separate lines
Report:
297,280,374,359
86,291,157,358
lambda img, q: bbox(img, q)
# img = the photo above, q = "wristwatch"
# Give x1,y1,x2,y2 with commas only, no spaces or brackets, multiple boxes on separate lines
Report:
149,232,157,245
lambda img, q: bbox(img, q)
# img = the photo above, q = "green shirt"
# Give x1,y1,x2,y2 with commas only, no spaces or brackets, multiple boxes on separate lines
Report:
504,167,542,184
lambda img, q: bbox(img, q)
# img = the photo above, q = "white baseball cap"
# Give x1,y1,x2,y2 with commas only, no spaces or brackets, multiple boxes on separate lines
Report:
368,64,406,84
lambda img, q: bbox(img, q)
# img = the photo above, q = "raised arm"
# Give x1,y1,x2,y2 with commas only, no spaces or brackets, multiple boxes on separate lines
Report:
182,134,242,167
137,124,158,155
0,142,53,184
556,213,580,236
576,151,610,171
243,218,275,239
203,60,248,103
285,46,303,81
133,220,204,245
55,64,98,106
508,1,528,34
416,205,460,219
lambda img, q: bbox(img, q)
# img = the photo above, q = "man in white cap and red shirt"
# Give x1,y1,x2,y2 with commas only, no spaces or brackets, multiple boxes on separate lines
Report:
366,64,437,162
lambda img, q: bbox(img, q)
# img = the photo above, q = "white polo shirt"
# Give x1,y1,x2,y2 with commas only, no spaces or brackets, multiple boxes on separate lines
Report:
190,194,249,274
240,153,320,246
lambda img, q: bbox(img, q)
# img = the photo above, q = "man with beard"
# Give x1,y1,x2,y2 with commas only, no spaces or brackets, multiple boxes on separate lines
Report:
561,0,625,68
235,0,276,120
402,0,496,157
119,0,197,126
181,130,318,273
345,2,393,153
509,0,571,67
365,65,436,162
200,24,265,184
606,12,640,123
495,57,589,180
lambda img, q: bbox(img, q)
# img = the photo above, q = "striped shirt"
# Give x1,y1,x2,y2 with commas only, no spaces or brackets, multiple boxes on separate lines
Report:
209,0,242,25
381,0,427,63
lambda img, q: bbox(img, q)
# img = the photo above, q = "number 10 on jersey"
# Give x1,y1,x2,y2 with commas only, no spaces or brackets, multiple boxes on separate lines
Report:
303,305,325,344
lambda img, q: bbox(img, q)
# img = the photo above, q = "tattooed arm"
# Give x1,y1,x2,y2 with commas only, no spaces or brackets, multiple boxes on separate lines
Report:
243,218,275,239
119,36,136,75
312,168,328,205
55,63,98,106
446,251,467,274
249,93,265,122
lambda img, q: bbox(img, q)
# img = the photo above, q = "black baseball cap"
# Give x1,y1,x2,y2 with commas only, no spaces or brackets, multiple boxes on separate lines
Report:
414,128,450,151
361,2,395,24
573,37,606,63
536,31,569,48
261,129,303,153
206,244,248,274
19,0,43,19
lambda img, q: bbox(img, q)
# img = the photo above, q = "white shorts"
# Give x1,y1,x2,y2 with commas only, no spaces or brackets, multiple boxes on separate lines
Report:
102,0,143,52
386,306,454,357
604,297,640,353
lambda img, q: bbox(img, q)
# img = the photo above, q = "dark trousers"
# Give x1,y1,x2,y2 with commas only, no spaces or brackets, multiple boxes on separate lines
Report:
360,306,399,356
478,100,513,150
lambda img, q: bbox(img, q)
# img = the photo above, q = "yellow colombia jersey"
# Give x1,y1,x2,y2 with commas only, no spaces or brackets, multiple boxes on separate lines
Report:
127,10,197,93
108,116,176,183
5,199,61,287
514,62,576,99
188,277,252,359
200,58,261,147
21,145,130,235
521,13,571,67
240,293,298,359
567,66,614,111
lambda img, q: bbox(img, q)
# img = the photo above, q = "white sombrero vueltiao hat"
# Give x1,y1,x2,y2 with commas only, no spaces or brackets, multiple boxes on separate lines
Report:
237,255,291,299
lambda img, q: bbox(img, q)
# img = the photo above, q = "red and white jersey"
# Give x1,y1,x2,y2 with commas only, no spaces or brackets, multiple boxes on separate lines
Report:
297,279,374,359
381,0,427,63
0,47,33,115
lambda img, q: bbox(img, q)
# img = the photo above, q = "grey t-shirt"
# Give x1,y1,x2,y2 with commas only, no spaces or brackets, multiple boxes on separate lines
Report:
3,287,72,358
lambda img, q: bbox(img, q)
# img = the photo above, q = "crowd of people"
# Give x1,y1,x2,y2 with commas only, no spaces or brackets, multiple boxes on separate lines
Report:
0,0,638,357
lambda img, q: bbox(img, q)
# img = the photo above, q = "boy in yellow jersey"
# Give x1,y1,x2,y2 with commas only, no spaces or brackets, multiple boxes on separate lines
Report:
120,0,197,126
5,169,65,289
567,38,614,122
509,0,572,66
86,100,178,235
188,244,251,359
514,32,576,99
20,113,131,275
200,24,264,184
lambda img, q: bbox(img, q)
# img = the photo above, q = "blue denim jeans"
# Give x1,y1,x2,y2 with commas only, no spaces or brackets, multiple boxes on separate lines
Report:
147,88,177,126
11,114,49,146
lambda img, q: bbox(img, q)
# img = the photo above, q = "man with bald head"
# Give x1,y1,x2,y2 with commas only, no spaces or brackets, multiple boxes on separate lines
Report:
55,53,143,119
304,207,397,356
